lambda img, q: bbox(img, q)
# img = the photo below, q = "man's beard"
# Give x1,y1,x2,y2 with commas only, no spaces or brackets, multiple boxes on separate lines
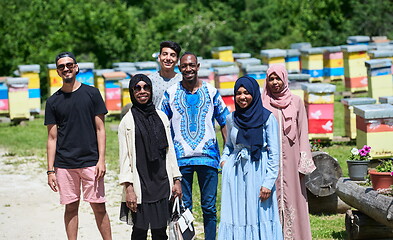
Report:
64,78,73,83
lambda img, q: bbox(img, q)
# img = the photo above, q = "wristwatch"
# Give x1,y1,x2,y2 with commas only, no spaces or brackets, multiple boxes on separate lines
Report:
173,177,182,182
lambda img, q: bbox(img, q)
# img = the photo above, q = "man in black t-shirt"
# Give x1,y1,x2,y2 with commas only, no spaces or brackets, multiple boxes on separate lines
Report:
45,52,112,240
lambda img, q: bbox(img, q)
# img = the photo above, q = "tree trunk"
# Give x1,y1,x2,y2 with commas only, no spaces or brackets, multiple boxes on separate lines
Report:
345,210,393,240
305,151,343,197
337,177,393,228
307,191,350,214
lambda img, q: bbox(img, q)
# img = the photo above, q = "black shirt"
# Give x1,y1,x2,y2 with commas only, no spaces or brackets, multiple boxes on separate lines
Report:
44,84,108,169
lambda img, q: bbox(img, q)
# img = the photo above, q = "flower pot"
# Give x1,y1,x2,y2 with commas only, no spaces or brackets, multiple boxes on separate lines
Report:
347,160,370,181
369,169,393,190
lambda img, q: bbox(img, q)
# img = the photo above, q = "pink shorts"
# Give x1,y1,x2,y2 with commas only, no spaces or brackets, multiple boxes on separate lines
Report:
55,166,106,205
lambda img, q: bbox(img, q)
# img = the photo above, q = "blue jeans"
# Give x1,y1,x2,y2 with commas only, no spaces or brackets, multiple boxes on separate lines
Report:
180,165,218,240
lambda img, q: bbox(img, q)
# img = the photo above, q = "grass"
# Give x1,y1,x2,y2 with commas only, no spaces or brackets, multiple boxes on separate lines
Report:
0,80,366,239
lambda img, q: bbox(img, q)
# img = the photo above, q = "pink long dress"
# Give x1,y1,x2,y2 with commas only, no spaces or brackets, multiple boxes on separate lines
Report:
263,94,316,240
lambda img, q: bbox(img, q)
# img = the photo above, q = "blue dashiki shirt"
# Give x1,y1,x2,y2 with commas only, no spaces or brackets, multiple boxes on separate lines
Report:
160,81,229,169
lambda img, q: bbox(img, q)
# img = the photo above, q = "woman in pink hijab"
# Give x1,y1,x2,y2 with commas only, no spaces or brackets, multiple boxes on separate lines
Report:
262,64,316,240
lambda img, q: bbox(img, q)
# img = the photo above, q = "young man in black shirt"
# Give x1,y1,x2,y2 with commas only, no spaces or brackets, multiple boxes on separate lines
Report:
45,52,112,240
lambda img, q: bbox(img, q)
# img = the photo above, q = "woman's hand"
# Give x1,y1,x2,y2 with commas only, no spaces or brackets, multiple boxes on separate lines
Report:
259,186,271,201
125,183,138,212
172,180,182,199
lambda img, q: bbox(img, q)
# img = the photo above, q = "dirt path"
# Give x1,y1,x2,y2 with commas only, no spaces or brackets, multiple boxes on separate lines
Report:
0,150,131,239
0,149,204,239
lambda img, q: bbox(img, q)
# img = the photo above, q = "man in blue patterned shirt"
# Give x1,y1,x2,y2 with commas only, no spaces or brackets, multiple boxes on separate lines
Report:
160,52,229,240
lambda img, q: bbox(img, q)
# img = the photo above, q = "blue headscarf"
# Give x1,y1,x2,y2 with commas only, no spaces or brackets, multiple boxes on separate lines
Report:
233,76,271,162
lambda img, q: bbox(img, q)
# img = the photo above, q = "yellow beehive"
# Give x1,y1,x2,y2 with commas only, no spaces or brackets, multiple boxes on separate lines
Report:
285,49,301,73
47,64,62,96
341,98,376,139
305,93,334,104
354,104,393,159
95,69,115,102
19,64,41,114
288,73,309,101
357,131,393,158
262,57,285,65
21,72,40,89
365,59,393,103
6,78,30,120
300,48,324,82
343,51,368,60
218,81,236,89
260,49,286,66
324,58,343,68
121,80,131,107
213,66,239,90
211,46,234,62
342,45,370,93
344,58,368,77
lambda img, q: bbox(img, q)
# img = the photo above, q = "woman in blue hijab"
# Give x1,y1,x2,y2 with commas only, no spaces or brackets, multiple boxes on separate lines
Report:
218,76,283,240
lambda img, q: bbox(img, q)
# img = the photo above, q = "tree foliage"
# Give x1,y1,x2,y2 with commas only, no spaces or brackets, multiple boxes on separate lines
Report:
0,0,392,98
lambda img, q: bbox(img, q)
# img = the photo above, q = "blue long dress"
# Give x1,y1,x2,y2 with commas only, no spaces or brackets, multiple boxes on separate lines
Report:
218,113,283,240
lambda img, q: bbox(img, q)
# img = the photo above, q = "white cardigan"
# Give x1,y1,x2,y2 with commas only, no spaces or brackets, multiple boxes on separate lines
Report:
118,109,182,204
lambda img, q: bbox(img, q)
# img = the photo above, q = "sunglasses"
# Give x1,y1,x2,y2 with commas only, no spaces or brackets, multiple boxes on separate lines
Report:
133,84,151,92
57,62,75,71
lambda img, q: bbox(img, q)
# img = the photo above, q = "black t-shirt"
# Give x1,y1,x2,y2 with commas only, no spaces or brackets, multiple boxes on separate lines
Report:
44,84,108,169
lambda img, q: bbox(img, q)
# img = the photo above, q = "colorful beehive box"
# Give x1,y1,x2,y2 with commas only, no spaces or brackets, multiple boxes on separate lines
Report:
368,50,393,73
211,46,234,62
365,59,393,103
322,46,344,82
0,77,9,115
235,58,261,76
290,43,312,71
285,49,301,73
260,49,286,66
219,89,235,112
288,74,310,101
342,45,369,93
341,97,376,139
232,53,251,61
120,79,131,108
300,48,324,82
198,68,215,87
379,96,393,104
19,64,41,114
347,35,370,45
76,62,95,86
102,71,126,115
47,64,63,96
94,69,115,101
353,104,393,158
134,61,158,75
6,77,30,120
302,83,336,139
244,65,267,87
214,66,239,90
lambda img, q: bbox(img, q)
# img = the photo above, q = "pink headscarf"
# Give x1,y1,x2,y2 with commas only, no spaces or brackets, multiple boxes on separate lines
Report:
262,64,297,143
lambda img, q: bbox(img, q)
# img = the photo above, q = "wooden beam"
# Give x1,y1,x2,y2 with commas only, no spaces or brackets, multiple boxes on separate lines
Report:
337,178,393,228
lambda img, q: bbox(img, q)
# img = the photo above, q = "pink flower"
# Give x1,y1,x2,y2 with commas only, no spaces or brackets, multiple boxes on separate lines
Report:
359,149,368,157
391,172,393,176
363,145,371,153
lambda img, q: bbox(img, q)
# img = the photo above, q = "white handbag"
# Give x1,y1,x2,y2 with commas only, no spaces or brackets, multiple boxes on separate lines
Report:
168,197,196,240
